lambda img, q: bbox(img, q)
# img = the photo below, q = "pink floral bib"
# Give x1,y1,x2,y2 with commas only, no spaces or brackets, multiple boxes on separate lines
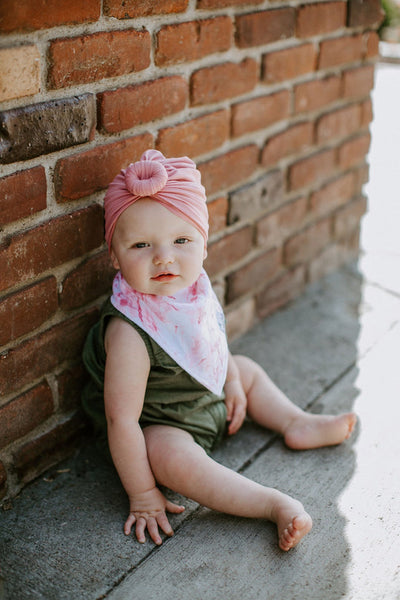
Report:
110,270,228,395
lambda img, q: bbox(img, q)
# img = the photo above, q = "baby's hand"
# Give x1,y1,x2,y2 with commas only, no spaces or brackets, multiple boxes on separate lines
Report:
124,487,185,546
224,379,247,435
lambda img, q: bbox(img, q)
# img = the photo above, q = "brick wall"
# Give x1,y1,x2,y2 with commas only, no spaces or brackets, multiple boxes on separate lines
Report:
0,0,383,502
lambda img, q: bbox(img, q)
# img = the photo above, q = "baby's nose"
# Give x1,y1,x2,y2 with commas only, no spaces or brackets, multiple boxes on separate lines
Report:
153,247,174,265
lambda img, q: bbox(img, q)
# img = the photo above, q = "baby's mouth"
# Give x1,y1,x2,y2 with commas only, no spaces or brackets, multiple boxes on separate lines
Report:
151,272,178,282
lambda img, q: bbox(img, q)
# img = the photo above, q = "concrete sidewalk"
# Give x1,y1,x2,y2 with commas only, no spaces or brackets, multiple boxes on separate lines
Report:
1,64,399,600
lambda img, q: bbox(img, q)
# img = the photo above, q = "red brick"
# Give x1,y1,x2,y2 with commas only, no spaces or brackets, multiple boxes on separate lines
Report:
191,58,258,106
256,197,308,249
0,309,98,397
263,43,317,84
205,226,253,277
256,265,306,319
347,0,384,28
236,8,296,48
104,0,188,18
297,2,346,37
0,277,58,346
317,104,361,144
294,75,341,114
361,98,373,127
98,77,187,133
0,0,100,32
198,0,263,6
208,196,228,235
199,145,259,196
0,167,46,226
0,45,40,102
334,196,367,238
60,252,115,311
156,110,230,158
48,30,151,89
0,206,103,293
0,383,54,450
262,122,314,166
284,218,332,267
225,298,256,342
364,31,380,58
232,91,290,137
155,17,232,66
310,172,356,218
226,248,281,303
343,65,375,99
308,242,350,282
318,35,364,69
289,149,336,191
14,413,86,484
338,133,371,169
55,134,153,202
57,364,86,411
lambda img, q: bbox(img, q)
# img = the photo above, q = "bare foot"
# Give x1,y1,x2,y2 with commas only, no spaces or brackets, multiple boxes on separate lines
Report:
283,412,357,450
271,493,313,551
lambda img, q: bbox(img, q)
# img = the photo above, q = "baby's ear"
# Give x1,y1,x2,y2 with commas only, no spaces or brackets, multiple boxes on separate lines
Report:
110,249,120,270
203,246,208,260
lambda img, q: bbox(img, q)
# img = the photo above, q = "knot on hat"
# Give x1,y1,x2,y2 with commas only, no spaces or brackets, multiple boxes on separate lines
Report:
125,160,168,196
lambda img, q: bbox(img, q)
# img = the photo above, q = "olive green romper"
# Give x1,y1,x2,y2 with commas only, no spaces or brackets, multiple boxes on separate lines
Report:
82,300,227,454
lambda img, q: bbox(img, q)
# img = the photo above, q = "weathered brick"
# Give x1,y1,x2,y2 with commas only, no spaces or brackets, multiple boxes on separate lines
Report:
0,277,58,346
236,8,296,48
0,205,104,293
208,196,228,235
310,172,356,218
198,0,263,7
155,17,232,66
156,110,230,158
57,364,86,411
256,265,306,319
0,309,98,397
284,218,332,267
342,65,375,99
226,248,281,303
297,2,347,37
229,171,284,224
0,45,40,102
316,104,361,144
225,298,256,342
60,252,115,311
261,122,314,167
191,58,258,106
361,98,373,127
318,35,364,69
347,0,384,27
0,0,100,33
103,0,188,18
0,166,46,226
98,77,187,133
0,95,96,165
294,75,341,114
232,91,290,137
308,241,354,282
0,383,54,450
256,197,308,249
48,30,151,89
205,226,253,277
199,145,259,196
338,133,371,169
334,196,367,238
262,43,317,84
364,31,380,58
13,413,86,484
55,134,153,202
289,149,336,191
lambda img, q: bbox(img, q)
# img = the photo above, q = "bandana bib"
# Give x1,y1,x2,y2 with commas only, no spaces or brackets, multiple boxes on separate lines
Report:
110,270,228,395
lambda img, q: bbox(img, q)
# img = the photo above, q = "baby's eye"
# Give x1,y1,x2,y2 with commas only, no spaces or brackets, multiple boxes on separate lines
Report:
175,237,189,244
132,242,150,249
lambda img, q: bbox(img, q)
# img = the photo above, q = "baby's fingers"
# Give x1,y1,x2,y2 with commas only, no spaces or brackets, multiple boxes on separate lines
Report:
124,512,136,536
165,500,185,514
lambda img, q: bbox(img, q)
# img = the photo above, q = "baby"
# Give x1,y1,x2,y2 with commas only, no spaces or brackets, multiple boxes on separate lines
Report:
82,150,356,551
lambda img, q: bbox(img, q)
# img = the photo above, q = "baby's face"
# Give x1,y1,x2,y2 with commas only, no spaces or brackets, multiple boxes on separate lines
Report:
110,198,207,296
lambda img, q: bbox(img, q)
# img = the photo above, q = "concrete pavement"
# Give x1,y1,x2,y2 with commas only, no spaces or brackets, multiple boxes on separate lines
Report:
0,64,399,599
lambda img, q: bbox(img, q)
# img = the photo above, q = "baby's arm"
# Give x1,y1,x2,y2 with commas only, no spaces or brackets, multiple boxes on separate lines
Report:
224,353,248,435
104,317,184,545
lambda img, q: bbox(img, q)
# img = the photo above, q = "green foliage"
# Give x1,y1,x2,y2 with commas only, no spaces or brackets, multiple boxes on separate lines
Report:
380,0,400,30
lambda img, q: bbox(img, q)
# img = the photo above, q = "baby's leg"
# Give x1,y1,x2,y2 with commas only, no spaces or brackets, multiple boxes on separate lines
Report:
144,424,312,551
234,355,356,449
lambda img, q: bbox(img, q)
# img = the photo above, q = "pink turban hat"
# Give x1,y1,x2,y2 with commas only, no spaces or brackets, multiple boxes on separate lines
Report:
104,149,209,252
